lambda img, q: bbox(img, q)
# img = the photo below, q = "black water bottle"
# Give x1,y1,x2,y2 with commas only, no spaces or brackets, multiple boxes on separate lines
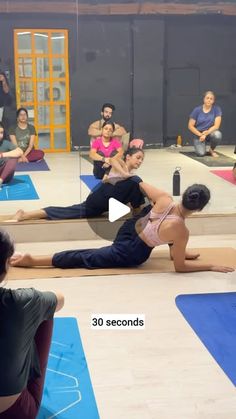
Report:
173,167,181,196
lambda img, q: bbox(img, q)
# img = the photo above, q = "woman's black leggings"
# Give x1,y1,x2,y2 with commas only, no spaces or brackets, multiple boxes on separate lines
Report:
44,176,145,220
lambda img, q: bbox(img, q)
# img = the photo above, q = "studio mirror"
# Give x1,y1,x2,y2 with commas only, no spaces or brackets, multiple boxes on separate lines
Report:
0,0,236,225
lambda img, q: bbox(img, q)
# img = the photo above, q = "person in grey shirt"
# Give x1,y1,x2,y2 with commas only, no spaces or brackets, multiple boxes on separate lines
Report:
0,230,64,418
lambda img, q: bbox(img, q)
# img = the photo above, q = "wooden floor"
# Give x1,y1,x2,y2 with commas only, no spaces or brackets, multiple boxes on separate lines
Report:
6,235,236,419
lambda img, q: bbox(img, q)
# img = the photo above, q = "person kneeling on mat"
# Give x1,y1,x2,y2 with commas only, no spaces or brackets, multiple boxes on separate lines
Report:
0,230,64,418
188,91,222,158
10,183,234,274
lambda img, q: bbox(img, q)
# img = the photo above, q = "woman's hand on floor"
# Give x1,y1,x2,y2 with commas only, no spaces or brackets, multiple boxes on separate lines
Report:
211,265,235,273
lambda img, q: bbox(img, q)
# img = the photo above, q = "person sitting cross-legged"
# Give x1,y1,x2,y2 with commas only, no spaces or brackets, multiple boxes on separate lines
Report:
89,120,123,179
9,108,44,163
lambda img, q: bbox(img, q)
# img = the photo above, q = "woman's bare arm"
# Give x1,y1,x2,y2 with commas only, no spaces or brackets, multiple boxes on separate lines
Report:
89,148,108,162
108,157,130,177
24,135,35,157
139,182,171,205
9,134,18,147
170,226,234,273
202,116,222,135
188,118,202,137
1,147,23,158
112,147,123,160
54,292,65,312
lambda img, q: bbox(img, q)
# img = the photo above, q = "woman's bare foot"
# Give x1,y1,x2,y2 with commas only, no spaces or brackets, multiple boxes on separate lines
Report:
11,209,26,222
6,209,47,222
209,148,219,158
10,253,34,267
10,253,53,267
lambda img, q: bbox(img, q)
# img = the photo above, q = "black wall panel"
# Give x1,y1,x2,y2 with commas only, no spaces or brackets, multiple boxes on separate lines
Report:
165,16,236,145
1,11,236,147
74,18,131,147
133,18,164,145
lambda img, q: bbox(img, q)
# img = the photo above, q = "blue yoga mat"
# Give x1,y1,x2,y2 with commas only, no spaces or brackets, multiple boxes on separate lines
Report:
176,292,236,386
80,175,101,191
0,175,39,201
15,159,50,172
37,317,99,419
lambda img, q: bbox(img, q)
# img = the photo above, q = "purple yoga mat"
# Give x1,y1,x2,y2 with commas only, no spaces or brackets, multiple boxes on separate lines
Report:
15,159,50,172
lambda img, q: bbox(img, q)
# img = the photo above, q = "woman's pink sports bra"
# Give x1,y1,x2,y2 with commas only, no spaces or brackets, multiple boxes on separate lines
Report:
139,202,183,247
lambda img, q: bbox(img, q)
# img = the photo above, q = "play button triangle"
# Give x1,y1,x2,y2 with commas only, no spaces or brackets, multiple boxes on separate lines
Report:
108,198,130,222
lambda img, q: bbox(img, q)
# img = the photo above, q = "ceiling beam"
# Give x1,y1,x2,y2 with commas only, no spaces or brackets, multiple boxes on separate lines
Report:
1,2,236,16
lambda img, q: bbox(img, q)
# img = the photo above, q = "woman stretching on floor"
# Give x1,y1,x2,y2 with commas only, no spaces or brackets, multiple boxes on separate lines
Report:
10,182,234,273
9,147,145,221
0,230,64,418
0,122,23,188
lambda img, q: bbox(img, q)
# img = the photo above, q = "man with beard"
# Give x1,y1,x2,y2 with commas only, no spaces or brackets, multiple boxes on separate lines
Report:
88,102,127,142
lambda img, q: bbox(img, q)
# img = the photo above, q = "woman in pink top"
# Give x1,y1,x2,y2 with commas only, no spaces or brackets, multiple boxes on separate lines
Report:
11,183,234,274
89,121,123,179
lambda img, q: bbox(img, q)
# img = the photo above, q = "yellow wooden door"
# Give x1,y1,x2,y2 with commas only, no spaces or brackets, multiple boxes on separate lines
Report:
14,29,71,152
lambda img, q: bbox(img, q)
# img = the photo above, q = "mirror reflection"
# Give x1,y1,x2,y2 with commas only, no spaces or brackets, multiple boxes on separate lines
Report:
0,0,235,218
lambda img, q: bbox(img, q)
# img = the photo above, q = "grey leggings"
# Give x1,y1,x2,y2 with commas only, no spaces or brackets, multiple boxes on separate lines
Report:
193,130,222,157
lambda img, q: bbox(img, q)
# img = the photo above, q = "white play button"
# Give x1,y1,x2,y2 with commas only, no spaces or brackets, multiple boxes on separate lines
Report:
108,198,130,222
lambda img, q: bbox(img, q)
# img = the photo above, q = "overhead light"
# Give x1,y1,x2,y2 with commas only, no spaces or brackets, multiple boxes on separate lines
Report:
51,36,65,40
34,33,48,38
18,32,31,35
